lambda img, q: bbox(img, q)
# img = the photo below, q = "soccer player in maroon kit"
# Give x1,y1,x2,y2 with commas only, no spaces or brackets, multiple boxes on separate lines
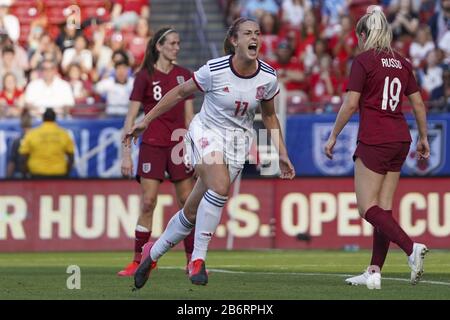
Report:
117,28,196,276
324,6,430,289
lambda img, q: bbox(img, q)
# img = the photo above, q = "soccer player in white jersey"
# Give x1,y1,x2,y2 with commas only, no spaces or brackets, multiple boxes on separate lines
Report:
124,18,295,289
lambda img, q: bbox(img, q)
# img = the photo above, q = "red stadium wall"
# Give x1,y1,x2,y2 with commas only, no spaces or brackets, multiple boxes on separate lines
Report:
0,178,449,252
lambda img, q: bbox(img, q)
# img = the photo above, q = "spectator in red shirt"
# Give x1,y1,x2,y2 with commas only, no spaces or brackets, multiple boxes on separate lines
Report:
270,40,308,96
325,6,430,289
309,55,338,103
0,72,24,117
66,63,93,104
328,15,358,75
258,12,280,61
304,38,329,74
295,10,321,62
128,17,152,67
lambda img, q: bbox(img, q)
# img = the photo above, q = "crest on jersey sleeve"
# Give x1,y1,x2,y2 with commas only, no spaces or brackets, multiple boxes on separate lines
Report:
177,76,185,84
404,121,445,175
256,86,265,100
313,123,358,175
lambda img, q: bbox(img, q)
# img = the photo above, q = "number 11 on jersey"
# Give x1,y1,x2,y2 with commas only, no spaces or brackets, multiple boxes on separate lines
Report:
234,100,249,116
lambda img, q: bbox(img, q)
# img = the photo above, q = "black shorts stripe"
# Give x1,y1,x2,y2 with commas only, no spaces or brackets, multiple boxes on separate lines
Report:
187,132,201,163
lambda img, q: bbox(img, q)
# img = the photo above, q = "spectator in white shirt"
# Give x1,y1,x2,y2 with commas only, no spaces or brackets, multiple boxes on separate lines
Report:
409,25,435,68
25,60,75,116
0,0,20,43
61,35,93,75
95,61,134,116
438,30,450,64
418,49,445,102
281,0,311,28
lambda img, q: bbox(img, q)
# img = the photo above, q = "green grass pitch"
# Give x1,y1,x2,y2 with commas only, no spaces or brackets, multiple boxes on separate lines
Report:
1,250,449,300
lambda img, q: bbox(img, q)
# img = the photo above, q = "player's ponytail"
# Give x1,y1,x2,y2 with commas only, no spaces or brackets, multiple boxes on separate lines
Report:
223,17,257,55
141,27,177,75
356,6,393,55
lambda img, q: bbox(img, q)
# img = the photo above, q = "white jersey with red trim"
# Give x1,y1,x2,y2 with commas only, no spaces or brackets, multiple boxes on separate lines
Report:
192,54,279,135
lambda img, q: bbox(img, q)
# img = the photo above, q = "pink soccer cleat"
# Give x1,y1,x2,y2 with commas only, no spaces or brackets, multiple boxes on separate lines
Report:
133,242,157,289
188,259,208,286
117,261,139,277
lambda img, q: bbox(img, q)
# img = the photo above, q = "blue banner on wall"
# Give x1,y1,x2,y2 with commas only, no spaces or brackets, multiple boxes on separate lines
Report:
0,118,139,178
286,113,450,176
1,114,449,178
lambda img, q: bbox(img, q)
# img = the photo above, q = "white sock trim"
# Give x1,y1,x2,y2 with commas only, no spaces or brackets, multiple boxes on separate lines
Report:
136,225,150,232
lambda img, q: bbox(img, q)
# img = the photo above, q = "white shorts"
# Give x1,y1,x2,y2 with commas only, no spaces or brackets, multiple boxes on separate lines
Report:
184,116,252,182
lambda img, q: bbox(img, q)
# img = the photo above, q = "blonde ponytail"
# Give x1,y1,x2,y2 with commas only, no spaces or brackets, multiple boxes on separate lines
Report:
356,6,393,55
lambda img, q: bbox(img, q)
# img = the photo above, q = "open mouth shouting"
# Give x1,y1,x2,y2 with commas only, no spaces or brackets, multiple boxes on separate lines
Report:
248,43,258,57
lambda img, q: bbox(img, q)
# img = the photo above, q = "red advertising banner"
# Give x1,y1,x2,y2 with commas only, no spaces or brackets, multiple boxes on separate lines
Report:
0,178,449,252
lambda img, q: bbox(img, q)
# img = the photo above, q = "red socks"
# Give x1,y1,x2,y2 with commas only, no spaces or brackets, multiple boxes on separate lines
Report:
365,206,413,257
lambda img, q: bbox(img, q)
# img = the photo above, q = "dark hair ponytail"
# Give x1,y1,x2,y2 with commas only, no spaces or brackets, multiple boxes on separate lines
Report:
223,17,257,55
140,27,177,75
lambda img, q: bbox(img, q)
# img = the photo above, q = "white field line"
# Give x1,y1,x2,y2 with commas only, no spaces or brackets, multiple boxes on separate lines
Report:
159,266,450,287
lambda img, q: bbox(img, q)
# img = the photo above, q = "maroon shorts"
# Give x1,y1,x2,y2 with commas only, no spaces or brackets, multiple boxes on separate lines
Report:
137,143,193,183
353,141,410,175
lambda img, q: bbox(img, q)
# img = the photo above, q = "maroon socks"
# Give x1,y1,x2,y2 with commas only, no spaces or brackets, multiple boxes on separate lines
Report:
365,206,413,257
134,230,151,263
184,228,195,259
370,209,392,269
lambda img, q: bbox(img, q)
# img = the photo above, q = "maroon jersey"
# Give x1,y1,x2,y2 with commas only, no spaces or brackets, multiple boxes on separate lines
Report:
347,49,420,145
130,65,193,147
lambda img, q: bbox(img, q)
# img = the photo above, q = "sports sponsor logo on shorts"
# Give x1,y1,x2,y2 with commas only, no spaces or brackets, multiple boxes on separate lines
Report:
404,121,445,175
142,163,151,173
176,76,185,84
313,123,358,175
256,85,265,100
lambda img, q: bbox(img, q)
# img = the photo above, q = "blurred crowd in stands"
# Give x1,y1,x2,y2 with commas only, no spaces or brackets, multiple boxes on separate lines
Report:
0,0,150,119
222,0,450,114
0,0,448,120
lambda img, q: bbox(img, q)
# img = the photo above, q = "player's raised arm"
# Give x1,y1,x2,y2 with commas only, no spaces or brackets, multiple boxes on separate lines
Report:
124,79,199,146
